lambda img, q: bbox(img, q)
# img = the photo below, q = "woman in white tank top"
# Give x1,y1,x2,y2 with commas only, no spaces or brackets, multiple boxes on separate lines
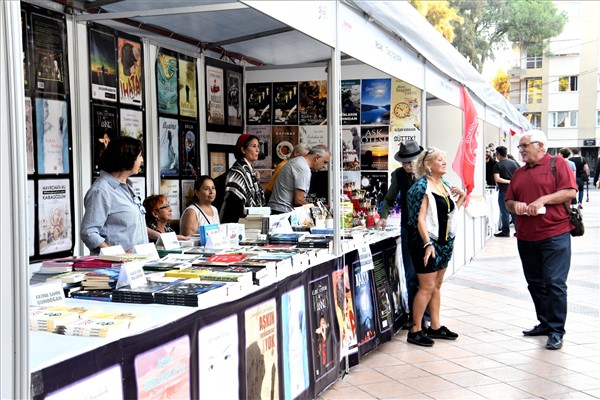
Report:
180,175,220,236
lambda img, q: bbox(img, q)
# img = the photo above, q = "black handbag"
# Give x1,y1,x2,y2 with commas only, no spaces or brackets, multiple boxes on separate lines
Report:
551,157,584,237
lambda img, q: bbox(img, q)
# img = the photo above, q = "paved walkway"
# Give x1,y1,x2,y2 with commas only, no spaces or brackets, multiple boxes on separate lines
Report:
320,187,600,399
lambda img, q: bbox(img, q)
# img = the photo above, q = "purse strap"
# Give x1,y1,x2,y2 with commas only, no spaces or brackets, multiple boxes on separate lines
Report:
550,156,573,214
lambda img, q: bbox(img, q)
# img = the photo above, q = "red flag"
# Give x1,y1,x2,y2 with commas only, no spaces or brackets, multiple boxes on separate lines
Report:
510,129,516,136
452,86,479,206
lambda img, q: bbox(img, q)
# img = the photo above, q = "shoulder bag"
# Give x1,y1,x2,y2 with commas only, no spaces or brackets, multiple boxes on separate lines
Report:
551,157,584,237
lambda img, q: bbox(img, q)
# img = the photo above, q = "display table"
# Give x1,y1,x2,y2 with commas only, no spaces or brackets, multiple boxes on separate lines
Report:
30,232,405,399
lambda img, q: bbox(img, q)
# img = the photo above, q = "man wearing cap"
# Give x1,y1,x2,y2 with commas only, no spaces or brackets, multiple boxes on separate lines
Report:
268,144,331,214
377,140,426,326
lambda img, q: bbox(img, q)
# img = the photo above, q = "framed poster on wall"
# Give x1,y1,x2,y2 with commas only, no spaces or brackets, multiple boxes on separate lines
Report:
205,57,244,133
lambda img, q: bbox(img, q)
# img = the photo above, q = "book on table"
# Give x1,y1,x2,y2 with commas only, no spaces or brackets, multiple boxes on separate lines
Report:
97,254,151,262
111,281,180,304
202,253,249,264
153,282,227,307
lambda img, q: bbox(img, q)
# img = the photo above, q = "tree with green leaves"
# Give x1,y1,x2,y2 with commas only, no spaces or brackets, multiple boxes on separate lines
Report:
409,0,567,73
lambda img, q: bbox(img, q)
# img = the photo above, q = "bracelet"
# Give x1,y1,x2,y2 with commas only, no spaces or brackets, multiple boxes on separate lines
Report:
423,241,433,249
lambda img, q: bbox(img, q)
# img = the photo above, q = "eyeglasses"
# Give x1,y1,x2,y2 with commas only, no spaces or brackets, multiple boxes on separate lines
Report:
517,141,539,150
132,195,146,215
157,204,171,210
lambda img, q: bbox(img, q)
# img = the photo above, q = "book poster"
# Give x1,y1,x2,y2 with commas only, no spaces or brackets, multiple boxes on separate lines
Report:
206,65,225,125
245,298,278,400
180,121,198,176
157,52,178,115
198,315,239,400
299,80,327,126
272,82,298,125
38,179,72,255
332,266,357,358
22,10,30,91
246,83,272,125
118,37,143,105
248,126,272,169
134,335,190,399
226,70,243,126
389,78,422,170
309,275,335,381
360,172,388,211
298,125,327,148
159,117,179,176
281,286,309,400
25,97,35,174
89,28,117,102
342,171,361,192
272,126,299,169
360,78,391,125
341,126,360,171
120,108,144,140
92,104,117,174
341,79,360,125
178,58,198,118
181,179,195,209
36,98,69,174
209,151,227,179
129,177,146,201
27,180,35,256
372,251,393,332
46,364,123,400
360,125,389,171
353,262,376,345
31,12,66,94
386,246,407,321
160,179,181,219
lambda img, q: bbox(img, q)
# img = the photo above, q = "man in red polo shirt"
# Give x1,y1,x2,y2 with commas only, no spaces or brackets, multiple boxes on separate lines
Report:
505,130,577,350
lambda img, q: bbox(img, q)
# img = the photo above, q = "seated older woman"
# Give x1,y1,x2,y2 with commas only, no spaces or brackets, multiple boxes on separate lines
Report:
143,194,188,242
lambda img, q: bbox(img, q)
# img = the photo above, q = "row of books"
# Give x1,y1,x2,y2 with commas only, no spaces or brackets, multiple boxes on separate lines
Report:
29,305,147,338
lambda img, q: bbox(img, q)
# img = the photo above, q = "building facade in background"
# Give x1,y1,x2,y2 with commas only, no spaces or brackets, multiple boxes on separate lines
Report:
507,1,599,177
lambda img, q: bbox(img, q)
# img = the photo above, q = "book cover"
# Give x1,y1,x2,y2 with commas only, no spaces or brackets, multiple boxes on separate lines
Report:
97,254,149,262
46,271,86,284
272,81,298,125
159,179,181,219
353,262,376,345
309,275,335,381
198,315,239,399
180,121,198,176
117,37,143,106
386,246,408,322
156,51,178,115
206,65,225,125
134,336,190,399
271,125,299,169
25,97,35,174
281,286,309,399
209,151,227,179
360,172,389,211
342,126,361,171
360,125,389,171
226,69,243,127
32,12,67,95
178,56,198,118
247,126,272,169
204,253,248,264
92,104,118,174
37,179,72,255
89,28,117,102
159,117,179,176
44,365,122,399
199,223,220,246
36,97,69,174
119,108,144,141
298,80,327,126
341,79,360,125
372,251,393,333
360,78,391,125
246,82,272,125
298,125,327,150
245,298,278,400
332,266,358,358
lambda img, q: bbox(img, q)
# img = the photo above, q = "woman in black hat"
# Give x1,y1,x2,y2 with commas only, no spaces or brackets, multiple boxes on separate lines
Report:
377,140,425,326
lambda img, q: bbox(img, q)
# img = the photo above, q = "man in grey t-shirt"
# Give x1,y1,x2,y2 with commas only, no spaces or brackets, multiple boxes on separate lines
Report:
268,145,330,214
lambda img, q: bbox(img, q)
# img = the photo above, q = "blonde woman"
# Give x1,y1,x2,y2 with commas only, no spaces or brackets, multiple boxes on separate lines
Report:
405,147,466,346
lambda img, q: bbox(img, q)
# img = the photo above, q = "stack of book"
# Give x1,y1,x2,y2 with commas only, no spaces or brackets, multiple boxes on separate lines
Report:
46,271,87,297
29,307,82,333
296,234,333,249
73,256,123,271
268,232,306,245
54,317,130,338
153,281,228,308
81,268,121,290
39,256,80,273
112,281,180,304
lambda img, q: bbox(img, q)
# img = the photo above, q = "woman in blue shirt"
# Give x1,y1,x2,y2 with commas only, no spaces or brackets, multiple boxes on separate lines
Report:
80,136,148,253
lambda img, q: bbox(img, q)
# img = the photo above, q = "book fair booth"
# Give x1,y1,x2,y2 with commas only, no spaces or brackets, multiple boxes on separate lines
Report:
1,1,532,398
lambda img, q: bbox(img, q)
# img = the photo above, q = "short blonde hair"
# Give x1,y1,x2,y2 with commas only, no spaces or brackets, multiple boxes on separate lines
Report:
414,147,446,178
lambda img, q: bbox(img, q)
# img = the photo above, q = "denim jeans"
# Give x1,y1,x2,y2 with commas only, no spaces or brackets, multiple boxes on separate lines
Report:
497,191,512,234
517,232,571,335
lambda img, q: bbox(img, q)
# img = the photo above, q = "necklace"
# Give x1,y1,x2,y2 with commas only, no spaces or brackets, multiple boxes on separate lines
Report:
428,177,451,240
